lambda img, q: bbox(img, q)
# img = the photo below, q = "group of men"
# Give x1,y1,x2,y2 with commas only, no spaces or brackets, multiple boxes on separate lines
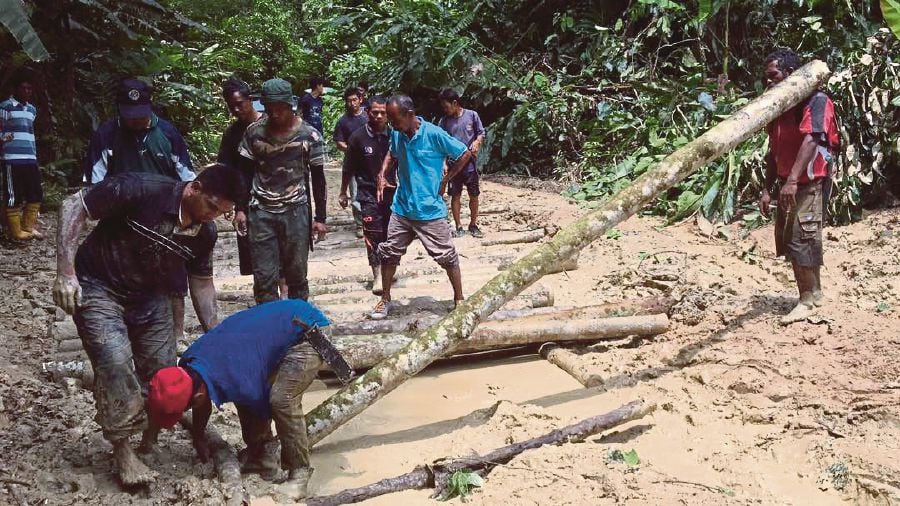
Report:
42,73,486,497
31,45,835,499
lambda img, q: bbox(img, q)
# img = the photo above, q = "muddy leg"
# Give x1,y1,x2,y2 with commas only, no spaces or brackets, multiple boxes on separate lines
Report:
113,438,158,486
270,342,321,499
451,194,463,230
445,263,463,303
781,261,817,325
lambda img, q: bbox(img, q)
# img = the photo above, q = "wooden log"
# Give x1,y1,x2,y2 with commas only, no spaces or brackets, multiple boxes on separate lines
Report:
58,339,83,352
180,414,248,506
332,315,441,336
303,61,831,446
489,296,675,321
330,297,675,336
305,399,655,506
330,314,669,370
539,343,604,388
479,228,545,247
497,253,578,273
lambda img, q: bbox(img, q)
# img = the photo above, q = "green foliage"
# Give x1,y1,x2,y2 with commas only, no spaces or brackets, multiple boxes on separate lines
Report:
440,469,484,501
0,0,49,61
606,448,641,467
2,0,897,227
882,0,900,38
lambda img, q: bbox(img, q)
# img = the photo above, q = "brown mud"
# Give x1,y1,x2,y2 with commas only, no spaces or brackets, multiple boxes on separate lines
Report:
1,167,898,505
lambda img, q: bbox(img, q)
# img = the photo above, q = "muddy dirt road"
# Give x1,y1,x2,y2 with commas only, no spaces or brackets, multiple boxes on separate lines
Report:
1,168,898,505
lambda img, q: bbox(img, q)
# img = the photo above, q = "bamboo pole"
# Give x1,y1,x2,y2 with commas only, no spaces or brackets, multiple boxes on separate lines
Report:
302,60,831,444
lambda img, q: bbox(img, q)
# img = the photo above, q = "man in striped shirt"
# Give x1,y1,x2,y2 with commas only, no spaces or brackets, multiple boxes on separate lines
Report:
0,74,43,240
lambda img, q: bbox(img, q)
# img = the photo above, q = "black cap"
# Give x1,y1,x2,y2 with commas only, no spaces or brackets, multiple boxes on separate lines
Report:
117,78,153,119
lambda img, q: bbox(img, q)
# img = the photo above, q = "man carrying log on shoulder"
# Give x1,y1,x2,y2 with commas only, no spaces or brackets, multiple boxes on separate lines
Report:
52,164,243,486
143,299,348,500
759,49,839,325
340,96,396,294
370,95,472,319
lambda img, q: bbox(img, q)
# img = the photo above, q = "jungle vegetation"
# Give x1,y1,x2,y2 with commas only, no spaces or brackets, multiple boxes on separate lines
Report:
1,0,899,224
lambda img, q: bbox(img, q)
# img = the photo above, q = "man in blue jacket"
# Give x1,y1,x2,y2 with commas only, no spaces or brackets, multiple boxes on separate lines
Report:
83,78,195,184
144,299,331,499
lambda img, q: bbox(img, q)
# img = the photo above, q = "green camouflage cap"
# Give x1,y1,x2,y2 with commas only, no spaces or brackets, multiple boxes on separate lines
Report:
261,78,293,105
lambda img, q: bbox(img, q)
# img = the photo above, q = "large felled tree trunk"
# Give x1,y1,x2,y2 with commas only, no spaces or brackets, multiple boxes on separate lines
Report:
331,313,669,370
305,60,832,446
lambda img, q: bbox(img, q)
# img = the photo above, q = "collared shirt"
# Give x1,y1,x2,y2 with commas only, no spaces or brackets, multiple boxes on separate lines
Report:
438,108,484,175
83,114,196,184
238,116,325,213
345,123,393,205
0,97,38,165
333,110,367,145
74,173,217,295
768,91,839,184
180,299,330,419
389,117,467,221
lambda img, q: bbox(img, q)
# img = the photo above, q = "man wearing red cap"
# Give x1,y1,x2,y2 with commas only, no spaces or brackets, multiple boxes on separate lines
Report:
143,299,330,499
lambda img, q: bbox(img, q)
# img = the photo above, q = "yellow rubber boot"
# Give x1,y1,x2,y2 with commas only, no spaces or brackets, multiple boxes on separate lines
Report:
5,207,33,241
22,203,43,239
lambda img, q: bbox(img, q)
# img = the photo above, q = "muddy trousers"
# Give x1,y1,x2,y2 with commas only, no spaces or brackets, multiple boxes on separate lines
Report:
236,342,322,470
249,205,311,304
73,278,175,442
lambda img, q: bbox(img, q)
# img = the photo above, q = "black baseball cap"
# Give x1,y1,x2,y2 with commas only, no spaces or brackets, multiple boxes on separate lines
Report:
118,78,153,119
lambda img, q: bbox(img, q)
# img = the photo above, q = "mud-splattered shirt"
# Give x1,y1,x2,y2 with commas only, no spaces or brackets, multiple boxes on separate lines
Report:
75,173,216,296
238,116,325,213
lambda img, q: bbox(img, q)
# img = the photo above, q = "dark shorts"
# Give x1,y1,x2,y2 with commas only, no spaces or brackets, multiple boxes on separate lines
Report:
377,214,458,267
2,162,43,207
775,179,824,268
447,168,480,197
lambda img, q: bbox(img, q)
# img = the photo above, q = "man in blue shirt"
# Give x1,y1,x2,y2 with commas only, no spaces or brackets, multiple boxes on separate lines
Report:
438,89,486,238
0,74,42,240
298,77,325,134
371,95,472,319
143,300,330,499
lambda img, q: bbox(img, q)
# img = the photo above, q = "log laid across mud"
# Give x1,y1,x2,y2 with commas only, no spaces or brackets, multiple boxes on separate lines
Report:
331,313,669,370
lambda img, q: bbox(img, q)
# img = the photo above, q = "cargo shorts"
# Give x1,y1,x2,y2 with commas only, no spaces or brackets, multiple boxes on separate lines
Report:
775,178,824,267
377,214,459,267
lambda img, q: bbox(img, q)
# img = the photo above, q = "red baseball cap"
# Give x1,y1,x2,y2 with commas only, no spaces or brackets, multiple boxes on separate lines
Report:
148,367,193,429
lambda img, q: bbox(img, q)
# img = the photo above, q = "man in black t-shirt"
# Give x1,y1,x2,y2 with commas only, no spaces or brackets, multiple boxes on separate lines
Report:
339,96,395,293
52,165,243,487
334,86,368,236
217,78,263,276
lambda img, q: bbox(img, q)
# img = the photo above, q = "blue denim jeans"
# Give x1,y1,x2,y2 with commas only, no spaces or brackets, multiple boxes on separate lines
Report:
73,277,174,442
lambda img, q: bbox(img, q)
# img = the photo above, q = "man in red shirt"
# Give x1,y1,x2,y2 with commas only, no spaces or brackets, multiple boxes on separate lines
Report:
759,49,839,325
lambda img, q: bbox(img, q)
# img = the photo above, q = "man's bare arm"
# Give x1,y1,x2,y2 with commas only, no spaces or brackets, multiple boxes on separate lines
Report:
190,392,212,462
444,150,473,183
778,135,818,210
376,152,397,202
336,141,349,152
188,275,218,331
53,192,89,313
